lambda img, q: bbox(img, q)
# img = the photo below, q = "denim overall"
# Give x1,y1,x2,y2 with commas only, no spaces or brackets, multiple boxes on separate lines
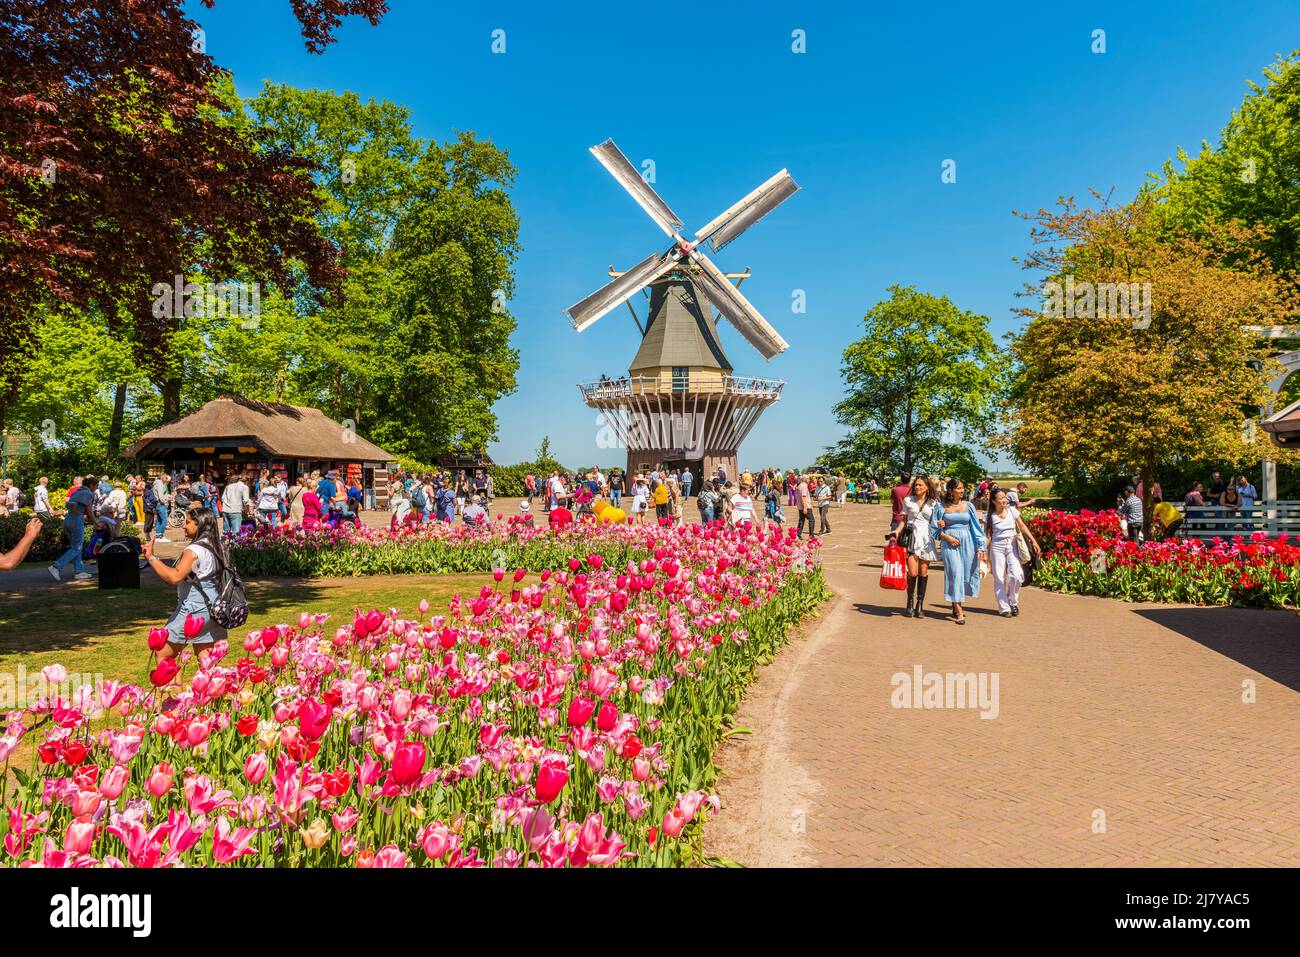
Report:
164,559,230,645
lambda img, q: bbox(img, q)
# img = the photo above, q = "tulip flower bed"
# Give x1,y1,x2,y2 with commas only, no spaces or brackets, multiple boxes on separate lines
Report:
1027,509,1300,607
0,522,827,867
229,518,655,579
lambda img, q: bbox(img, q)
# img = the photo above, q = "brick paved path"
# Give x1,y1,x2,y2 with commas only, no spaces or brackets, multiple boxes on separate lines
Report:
707,501,1300,866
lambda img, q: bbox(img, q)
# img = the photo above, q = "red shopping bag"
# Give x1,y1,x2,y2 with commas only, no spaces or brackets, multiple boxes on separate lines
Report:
880,542,908,590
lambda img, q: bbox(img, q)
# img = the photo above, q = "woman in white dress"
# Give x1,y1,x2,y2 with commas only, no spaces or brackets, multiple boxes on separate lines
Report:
888,477,940,618
984,488,1041,618
630,475,650,525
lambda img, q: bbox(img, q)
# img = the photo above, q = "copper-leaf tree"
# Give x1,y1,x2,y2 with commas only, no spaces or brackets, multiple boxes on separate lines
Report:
1005,194,1300,529
0,0,387,439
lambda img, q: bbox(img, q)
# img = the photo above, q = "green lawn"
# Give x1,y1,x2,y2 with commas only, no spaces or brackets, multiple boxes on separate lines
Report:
0,574,490,689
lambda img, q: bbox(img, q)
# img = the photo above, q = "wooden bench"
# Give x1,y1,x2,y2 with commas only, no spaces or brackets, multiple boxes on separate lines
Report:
1178,501,1300,541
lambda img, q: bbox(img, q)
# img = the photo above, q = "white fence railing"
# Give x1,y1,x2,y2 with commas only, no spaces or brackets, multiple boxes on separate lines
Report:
1178,501,1300,540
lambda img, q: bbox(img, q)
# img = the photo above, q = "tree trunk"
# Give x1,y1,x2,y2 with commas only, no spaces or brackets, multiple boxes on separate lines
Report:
106,383,127,456
902,400,913,474
1141,459,1156,538
160,379,181,421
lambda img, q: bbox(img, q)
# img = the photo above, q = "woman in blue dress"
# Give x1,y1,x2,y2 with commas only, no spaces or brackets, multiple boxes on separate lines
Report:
929,479,987,625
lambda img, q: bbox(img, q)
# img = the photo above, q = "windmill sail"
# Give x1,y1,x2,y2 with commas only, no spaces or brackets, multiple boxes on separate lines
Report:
564,250,677,331
691,253,789,360
695,170,799,252
589,139,684,240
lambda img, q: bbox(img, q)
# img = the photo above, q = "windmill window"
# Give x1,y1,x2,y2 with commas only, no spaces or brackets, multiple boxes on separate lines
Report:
672,367,690,392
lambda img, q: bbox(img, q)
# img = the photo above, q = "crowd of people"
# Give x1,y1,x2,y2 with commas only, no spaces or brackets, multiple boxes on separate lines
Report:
386,468,496,526
4,454,1271,639
514,465,850,537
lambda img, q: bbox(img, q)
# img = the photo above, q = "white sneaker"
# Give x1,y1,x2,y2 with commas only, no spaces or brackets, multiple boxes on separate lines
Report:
47,565,61,581
74,572,93,580
155,536,171,543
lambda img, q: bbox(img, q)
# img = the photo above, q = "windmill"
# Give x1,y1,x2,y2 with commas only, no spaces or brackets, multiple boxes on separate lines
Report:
569,139,798,485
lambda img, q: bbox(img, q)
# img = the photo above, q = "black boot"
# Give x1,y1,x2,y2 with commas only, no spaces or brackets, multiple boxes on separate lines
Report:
904,576,917,617
914,575,929,619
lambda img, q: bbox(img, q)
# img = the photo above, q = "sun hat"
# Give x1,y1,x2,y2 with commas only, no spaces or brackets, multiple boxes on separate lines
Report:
518,499,531,512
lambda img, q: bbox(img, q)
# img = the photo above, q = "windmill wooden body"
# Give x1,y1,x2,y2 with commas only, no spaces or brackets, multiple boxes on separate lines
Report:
568,139,798,483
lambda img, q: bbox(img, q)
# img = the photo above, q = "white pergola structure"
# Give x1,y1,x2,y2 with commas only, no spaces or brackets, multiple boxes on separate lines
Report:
1250,326,1300,499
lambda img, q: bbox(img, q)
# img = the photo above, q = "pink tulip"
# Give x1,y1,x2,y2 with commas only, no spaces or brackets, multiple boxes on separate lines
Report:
332,807,359,833
579,812,605,854
212,816,257,864
596,701,617,732
146,762,174,798
99,764,129,800
535,756,569,804
391,741,426,787
68,788,100,820
566,696,594,728
186,716,211,747
297,699,331,742
183,613,205,639
64,821,95,855
244,753,268,784
373,845,406,868
420,821,452,860
390,688,413,720
520,806,552,852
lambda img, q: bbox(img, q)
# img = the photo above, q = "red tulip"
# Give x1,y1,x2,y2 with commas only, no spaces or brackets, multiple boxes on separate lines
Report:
61,741,87,766
620,735,642,760
323,769,352,797
493,568,505,582
150,658,179,687
147,628,169,652
513,568,526,583
391,741,426,787
535,757,569,804
297,699,331,742
235,714,259,736
183,613,205,639
366,609,385,633
596,700,617,732
566,696,595,728
569,557,582,571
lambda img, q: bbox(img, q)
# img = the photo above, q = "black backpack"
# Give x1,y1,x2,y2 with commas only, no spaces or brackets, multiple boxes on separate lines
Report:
190,544,249,629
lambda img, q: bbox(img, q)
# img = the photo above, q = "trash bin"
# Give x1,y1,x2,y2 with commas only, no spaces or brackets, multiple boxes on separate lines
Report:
98,540,141,589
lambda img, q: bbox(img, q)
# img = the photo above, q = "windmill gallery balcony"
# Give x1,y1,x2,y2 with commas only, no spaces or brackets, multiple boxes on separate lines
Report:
577,373,785,402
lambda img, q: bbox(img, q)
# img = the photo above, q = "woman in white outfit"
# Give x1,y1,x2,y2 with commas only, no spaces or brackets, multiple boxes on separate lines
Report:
984,488,1041,617
888,476,940,618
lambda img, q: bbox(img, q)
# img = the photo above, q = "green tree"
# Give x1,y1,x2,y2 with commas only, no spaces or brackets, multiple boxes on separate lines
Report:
1154,50,1300,277
372,132,520,461
828,285,1005,481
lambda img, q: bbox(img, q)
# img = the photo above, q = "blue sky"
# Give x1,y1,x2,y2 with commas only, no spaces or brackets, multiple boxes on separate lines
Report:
189,0,1298,469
